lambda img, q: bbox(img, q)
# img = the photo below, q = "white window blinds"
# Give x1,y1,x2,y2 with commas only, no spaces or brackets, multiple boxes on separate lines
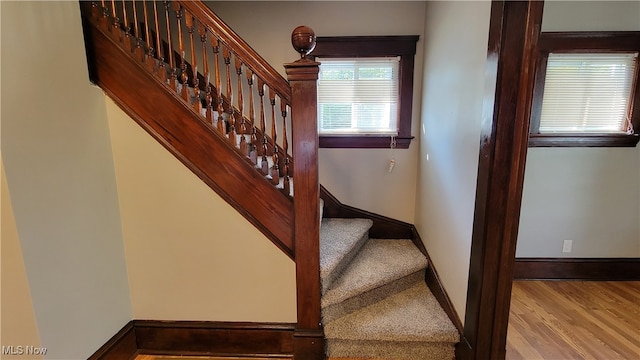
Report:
539,53,638,133
317,57,400,135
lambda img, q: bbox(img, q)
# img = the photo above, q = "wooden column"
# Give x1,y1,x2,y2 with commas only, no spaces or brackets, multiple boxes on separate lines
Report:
459,1,543,360
285,26,324,360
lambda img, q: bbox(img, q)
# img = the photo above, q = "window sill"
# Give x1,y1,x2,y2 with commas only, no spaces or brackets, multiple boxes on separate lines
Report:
319,135,414,149
528,133,639,147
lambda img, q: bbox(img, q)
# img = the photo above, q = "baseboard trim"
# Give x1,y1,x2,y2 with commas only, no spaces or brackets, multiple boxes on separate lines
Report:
293,329,325,360
134,320,295,357
514,257,640,280
88,320,297,359
320,185,413,239
88,321,137,360
412,227,464,336
454,336,473,360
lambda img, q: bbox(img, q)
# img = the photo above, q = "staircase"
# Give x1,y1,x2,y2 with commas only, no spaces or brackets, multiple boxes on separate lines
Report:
320,219,459,359
79,1,460,359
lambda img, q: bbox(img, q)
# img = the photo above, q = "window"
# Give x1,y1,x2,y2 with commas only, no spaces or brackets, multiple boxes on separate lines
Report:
311,36,419,149
318,57,399,135
529,32,640,147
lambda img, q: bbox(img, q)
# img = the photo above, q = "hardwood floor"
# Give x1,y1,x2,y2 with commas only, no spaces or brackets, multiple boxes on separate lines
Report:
135,356,365,360
135,356,288,360
507,281,640,360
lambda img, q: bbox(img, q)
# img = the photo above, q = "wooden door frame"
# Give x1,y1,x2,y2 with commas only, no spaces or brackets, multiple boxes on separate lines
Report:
457,1,544,359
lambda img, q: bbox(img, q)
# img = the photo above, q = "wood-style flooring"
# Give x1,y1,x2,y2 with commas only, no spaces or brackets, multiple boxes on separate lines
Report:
506,280,640,360
136,281,640,360
135,356,285,360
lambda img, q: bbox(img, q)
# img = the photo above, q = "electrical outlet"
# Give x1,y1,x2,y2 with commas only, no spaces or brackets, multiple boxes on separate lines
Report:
562,240,573,253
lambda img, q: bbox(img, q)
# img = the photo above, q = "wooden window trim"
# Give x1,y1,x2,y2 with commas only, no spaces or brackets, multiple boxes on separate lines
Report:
529,31,640,147
310,36,419,149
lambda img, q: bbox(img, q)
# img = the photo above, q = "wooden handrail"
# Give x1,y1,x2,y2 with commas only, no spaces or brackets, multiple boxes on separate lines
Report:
178,1,292,104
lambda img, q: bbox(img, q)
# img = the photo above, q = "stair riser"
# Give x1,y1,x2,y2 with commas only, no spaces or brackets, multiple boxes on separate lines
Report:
322,269,425,323
321,232,370,293
326,339,455,360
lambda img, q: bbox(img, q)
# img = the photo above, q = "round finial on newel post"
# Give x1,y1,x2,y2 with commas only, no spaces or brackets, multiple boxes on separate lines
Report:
291,25,316,60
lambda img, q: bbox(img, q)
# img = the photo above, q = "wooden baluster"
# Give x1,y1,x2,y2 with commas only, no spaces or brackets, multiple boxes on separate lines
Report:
200,24,213,124
282,102,290,195
269,90,279,184
250,126,258,165
164,1,176,91
131,0,140,42
99,0,109,29
140,0,154,68
258,78,268,175
223,46,236,146
110,0,121,41
262,140,270,176
186,12,201,113
173,2,189,101
246,68,257,162
132,0,145,62
236,58,247,155
91,1,100,20
121,0,132,50
212,37,225,133
271,144,280,185
152,1,166,81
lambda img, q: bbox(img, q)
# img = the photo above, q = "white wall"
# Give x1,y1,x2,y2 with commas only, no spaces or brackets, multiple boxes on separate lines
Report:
415,1,491,320
208,1,426,223
1,2,131,358
516,1,640,258
106,97,297,322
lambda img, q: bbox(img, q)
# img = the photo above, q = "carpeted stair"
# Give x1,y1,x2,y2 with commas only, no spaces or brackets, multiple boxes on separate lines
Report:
320,218,459,360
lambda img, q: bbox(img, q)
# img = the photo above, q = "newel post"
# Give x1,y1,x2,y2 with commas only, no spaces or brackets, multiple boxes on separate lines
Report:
285,26,324,360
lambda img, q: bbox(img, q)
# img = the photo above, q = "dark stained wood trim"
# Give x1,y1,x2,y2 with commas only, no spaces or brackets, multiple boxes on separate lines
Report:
538,31,640,52
134,320,295,357
292,329,324,360
462,1,543,360
528,50,547,137
285,57,324,360
80,5,295,258
88,320,298,359
88,321,137,360
312,36,420,56
320,185,413,239
319,135,413,149
311,36,418,149
514,258,640,281
412,227,464,337
529,134,640,147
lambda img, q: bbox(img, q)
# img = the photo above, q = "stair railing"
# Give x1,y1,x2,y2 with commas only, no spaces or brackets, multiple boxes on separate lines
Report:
88,0,297,193
82,1,322,357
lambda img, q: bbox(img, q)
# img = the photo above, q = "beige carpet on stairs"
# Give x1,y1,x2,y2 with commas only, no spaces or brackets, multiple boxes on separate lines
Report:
320,219,459,360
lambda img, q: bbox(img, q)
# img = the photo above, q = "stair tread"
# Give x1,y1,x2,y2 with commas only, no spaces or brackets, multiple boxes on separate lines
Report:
320,218,373,292
324,282,459,343
322,239,427,308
